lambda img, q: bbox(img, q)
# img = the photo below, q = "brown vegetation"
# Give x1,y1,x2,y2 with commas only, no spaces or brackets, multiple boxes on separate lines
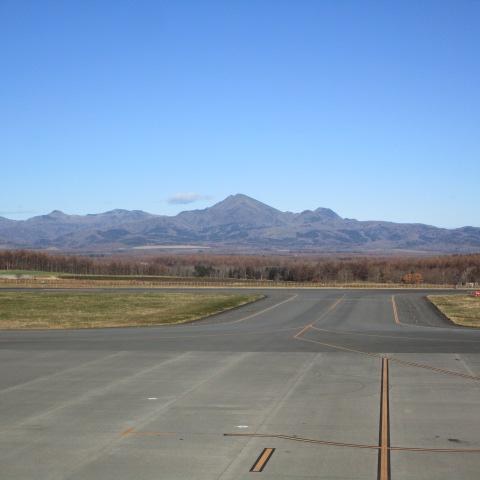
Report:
0,250,479,285
401,272,423,284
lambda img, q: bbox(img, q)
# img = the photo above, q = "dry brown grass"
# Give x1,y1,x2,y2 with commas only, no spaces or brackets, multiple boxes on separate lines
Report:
0,292,262,329
0,277,458,289
428,294,480,327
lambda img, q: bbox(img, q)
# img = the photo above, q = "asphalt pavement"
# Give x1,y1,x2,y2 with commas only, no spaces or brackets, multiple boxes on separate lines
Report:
1,288,479,479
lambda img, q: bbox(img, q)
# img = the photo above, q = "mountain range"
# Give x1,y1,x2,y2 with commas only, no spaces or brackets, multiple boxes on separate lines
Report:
1,194,479,254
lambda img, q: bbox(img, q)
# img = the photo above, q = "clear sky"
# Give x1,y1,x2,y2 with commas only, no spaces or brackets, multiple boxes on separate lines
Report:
1,0,479,228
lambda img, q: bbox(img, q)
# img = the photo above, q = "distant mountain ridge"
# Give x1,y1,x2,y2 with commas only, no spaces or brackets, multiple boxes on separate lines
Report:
1,194,479,253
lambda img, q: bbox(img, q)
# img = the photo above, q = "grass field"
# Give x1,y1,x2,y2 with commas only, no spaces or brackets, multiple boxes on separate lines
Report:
0,292,262,329
428,294,480,327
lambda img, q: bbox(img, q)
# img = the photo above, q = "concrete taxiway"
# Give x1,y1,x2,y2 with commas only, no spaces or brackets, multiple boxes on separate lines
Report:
1,289,479,479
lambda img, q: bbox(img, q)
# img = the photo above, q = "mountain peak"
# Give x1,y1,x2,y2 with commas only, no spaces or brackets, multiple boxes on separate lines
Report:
46,210,68,218
102,209,136,216
178,193,282,227
313,207,341,220
297,207,341,224
213,193,278,209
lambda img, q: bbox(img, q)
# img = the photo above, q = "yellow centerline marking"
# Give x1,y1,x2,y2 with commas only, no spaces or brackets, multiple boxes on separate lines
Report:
250,447,275,472
293,296,344,339
293,323,313,339
379,357,390,480
311,296,345,327
391,295,401,325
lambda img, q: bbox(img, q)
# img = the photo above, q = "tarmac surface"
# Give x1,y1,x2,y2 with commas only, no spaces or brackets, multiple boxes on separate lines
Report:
1,288,480,479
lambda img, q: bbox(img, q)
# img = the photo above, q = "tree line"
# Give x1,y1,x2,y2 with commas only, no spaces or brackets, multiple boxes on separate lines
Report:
1,249,479,284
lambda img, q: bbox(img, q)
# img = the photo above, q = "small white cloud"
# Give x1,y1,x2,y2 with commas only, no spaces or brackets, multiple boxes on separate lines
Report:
167,193,211,205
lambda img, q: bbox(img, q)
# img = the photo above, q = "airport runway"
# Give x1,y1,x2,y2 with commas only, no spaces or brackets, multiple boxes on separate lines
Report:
1,289,480,479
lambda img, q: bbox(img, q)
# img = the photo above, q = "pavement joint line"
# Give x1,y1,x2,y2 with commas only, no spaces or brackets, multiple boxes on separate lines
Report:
120,429,175,437
249,447,275,473
0,351,128,396
145,325,300,340
378,358,390,480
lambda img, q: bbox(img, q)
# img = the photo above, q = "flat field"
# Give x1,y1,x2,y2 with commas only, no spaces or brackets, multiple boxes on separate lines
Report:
428,294,480,327
0,292,262,329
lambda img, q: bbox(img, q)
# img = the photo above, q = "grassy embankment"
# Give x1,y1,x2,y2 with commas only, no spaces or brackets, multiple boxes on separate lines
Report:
428,294,480,327
0,292,262,329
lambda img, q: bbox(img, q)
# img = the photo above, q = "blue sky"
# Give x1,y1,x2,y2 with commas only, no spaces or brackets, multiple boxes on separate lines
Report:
1,0,479,228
